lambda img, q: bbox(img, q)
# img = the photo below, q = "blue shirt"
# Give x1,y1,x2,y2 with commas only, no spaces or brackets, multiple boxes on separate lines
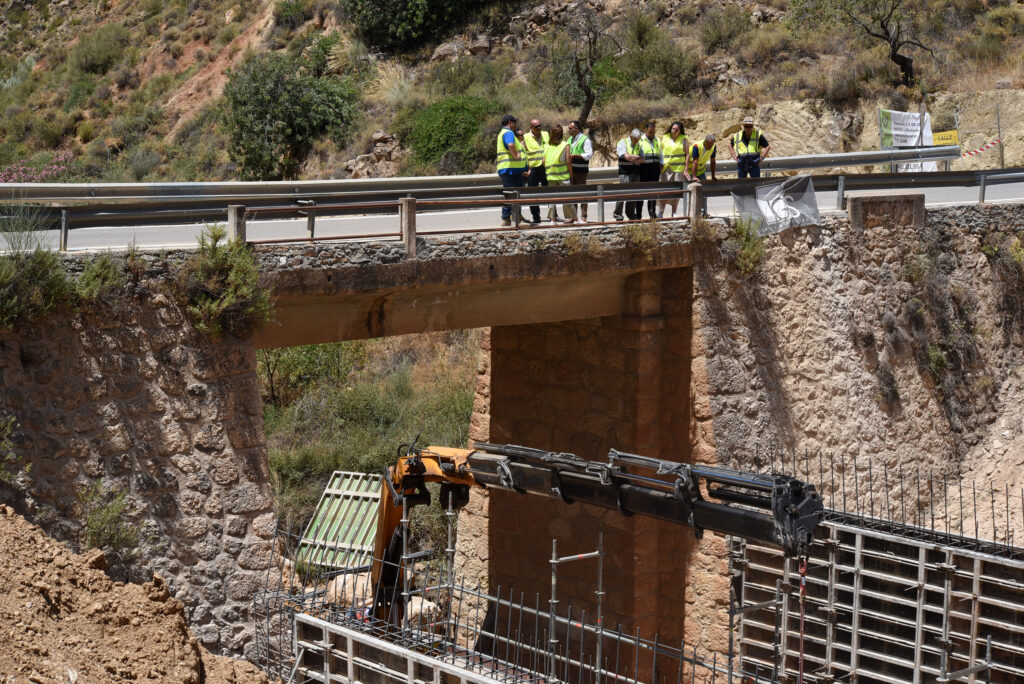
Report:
498,130,522,176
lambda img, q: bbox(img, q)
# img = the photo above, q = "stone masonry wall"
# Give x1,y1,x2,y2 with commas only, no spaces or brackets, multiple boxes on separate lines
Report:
461,270,697,660
0,289,273,659
464,200,1024,663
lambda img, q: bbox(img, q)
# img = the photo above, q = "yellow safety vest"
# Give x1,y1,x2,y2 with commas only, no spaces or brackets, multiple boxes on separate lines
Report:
639,135,661,163
496,128,527,172
617,136,643,169
662,134,688,172
732,129,763,156
523,130,549,168
544,141,570,182
569,133,591,170
691,142,716,176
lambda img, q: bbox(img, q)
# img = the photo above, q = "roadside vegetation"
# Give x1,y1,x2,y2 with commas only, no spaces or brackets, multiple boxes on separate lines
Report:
259,330,480,536
0,0,1021,182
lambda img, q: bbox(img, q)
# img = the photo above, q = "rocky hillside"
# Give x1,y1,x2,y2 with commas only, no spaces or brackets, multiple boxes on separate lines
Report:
0,0,1022,182
0,504,269,682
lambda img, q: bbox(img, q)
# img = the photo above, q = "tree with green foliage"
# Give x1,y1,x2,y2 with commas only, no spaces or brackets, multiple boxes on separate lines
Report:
550,6,621,128
221,53,358,180
342,0,485,52
789,0,931,86
393,95,502,174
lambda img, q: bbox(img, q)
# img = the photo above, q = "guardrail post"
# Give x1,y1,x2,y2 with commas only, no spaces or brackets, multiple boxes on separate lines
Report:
512,192,521,228
689,182,702,223
60,209,69,252
227,205,247,243
978,174,987,204
836,175,846,210
596,185,605,223
399,197,416,256
297,199,316,240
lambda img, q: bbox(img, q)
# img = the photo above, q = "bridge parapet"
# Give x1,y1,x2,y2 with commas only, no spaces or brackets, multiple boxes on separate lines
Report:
254,221,700,348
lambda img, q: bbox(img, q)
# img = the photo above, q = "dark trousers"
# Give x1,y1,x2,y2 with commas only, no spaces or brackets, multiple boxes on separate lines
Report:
737,155,761,179
640,163,660,218
500,171,525,221
572,169,589,219
526,166,548,222
613,170,642,220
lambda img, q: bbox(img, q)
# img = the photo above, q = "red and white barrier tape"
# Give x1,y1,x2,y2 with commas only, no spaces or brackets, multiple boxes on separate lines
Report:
963,139,1002,157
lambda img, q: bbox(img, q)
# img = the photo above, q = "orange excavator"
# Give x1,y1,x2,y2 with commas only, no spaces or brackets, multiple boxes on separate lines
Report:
369,439,824,623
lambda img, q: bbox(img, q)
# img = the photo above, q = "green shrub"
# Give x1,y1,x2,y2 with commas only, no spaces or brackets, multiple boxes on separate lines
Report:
738,23,792,66
729,215,765,276
342,0,486,52
69,23,131,74
79,483,138,553
76,119,96,143
175,224,273,338
618,13,698,95
128,145,162,181
222,53,359,180
698,4,749,53
0,204,73,329
274,0,315,29
34,110,75,148
619,221,661,257
393,94,501,173
77,253,124,300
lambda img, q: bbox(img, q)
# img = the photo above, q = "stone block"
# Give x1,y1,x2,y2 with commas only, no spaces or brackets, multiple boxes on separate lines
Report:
237,449,270,483
224,483,272,514
225,415,264,450
225,572,261,601
211,460,239,486
252,512,276,539
237,541,272,570
177,517,210,539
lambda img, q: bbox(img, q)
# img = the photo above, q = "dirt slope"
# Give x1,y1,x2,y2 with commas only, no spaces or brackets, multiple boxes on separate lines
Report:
0,505,269,684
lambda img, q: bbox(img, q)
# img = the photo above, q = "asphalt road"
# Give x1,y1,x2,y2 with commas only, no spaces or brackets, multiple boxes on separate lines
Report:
23,180,1024,252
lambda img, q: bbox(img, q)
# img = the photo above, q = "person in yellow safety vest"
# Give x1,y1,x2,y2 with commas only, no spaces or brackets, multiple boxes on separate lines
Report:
613,129,645,221
687,134,717,217
657,121,690,219
728,115,770,179
543,125,577,223
638,121,662,219
496,114,527,226
566,120,593,222
523,118,551,225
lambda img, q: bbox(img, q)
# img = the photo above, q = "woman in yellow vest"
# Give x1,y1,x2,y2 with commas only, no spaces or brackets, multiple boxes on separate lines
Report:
658,121,689,218
543,125,576,223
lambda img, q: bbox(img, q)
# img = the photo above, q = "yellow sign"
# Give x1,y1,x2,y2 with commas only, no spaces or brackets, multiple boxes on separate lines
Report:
933,130,960,146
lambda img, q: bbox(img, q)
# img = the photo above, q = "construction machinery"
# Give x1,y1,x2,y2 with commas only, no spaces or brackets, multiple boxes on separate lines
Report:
370,439,823,623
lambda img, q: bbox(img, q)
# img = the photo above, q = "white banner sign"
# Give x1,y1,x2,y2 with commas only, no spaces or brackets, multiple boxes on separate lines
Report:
879,109,936,172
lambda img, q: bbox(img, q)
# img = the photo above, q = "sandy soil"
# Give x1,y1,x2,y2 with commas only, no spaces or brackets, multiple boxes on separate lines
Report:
0,505,270,684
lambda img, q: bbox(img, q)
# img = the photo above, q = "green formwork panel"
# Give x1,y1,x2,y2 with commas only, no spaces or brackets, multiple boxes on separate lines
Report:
298,471,383,570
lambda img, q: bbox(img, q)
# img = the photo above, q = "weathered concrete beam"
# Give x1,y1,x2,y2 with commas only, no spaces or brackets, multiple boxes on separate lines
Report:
254,226,697,347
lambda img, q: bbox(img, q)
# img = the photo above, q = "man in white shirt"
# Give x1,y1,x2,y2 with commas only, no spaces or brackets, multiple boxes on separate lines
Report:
566,120,593,222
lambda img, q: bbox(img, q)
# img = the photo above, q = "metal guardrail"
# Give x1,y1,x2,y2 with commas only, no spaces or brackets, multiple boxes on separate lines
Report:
2,146,1023,252
0,146,964,204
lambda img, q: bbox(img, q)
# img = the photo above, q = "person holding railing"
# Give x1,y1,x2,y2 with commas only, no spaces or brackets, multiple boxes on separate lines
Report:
544,125,577,224
687,134,717,217
729,116,770,179
658,121,690,218
613,129,644,221
639,121,662,219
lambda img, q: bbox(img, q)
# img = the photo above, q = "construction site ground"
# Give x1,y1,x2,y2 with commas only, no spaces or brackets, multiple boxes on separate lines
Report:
0,505,272,684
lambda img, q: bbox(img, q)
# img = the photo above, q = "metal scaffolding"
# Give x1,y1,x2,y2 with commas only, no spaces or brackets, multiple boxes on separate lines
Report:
254,481,778,683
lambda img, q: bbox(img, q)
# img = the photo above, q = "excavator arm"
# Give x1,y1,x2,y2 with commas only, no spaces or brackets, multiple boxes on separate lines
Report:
370,440,823,621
